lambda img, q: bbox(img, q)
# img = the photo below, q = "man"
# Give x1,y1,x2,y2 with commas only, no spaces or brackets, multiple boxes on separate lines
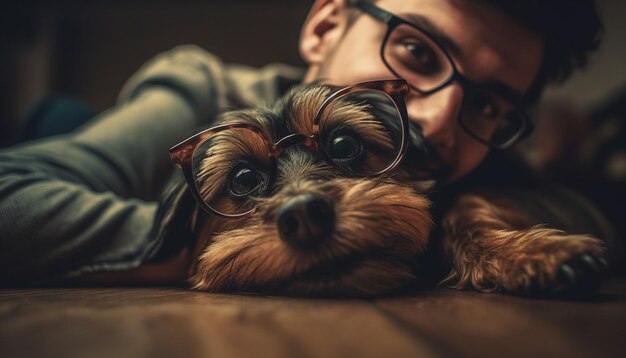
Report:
0,0,615,284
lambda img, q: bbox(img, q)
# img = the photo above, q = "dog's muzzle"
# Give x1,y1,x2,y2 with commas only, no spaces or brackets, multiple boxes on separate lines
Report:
276,192,336,249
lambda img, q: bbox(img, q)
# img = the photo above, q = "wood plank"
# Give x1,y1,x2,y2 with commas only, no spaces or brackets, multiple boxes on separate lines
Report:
0,288,439,358
373,279,626,358
1,280,625,358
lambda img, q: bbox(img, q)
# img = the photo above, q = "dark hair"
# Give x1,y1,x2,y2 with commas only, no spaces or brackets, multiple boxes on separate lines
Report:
483,0,604,104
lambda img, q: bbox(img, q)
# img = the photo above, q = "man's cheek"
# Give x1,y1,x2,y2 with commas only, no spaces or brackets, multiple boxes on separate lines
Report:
451,144,489,182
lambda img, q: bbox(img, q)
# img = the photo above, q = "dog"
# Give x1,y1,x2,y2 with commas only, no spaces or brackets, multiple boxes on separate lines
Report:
165,79,607,297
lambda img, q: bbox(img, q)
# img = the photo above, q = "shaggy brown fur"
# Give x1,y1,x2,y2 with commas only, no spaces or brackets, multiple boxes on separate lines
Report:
181,85,431,296
192,179,430,295
176,84,606,297
441,194,605,294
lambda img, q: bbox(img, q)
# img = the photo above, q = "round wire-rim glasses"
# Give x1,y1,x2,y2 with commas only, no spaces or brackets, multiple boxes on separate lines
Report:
170,79,411,218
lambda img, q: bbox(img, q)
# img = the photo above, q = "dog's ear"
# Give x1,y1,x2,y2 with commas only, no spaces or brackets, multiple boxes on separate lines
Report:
147,172,198,263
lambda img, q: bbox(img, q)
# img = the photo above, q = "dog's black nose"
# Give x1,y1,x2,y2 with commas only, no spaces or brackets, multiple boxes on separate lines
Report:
277,192,335,248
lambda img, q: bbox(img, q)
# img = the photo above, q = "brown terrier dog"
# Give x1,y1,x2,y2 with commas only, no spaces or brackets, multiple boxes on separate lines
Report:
167,79,606,297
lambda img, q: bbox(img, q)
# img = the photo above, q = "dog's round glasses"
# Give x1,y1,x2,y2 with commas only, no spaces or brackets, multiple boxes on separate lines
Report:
170,79,411,218
351,0,533,149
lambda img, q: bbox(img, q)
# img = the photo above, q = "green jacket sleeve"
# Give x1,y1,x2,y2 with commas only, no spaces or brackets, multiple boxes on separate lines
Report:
0,45,227,283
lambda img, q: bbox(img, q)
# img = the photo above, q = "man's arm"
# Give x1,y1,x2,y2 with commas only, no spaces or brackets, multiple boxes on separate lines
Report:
0,46,226,284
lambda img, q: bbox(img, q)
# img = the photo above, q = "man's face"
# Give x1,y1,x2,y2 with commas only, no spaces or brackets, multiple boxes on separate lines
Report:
300,0,544,184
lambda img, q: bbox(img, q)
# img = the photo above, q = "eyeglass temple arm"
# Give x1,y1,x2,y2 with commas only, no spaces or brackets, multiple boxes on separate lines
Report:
353,0,393,23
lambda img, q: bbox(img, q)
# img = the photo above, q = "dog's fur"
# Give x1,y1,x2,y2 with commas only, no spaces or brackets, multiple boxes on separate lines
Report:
166,84,606,297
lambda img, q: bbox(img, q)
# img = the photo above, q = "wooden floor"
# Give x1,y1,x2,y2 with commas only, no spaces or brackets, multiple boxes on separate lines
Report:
1,279,626,358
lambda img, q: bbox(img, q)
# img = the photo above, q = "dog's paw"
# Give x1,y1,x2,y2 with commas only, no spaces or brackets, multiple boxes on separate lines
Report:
516,253,608,298
501,231,607,298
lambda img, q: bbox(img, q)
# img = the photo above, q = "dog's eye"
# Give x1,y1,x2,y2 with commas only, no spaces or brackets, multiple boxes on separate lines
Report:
329,134,362,160
229,165,262,197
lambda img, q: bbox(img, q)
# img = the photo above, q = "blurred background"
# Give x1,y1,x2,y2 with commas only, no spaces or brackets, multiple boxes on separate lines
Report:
0,0,310,144
0,0,624,234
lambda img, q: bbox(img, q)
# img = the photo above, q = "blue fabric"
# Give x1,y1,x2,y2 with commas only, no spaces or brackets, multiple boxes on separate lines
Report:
20,96,95,141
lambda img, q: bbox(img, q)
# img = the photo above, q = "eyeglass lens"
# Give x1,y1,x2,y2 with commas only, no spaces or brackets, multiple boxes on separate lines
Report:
190,89,405,216
383,20,525,147
191,127,272,216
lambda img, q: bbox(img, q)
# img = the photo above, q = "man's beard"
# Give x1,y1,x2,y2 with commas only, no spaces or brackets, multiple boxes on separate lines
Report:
401,122,455,185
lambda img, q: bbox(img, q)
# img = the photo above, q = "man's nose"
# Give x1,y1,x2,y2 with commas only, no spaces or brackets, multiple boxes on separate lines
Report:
406,83,464,149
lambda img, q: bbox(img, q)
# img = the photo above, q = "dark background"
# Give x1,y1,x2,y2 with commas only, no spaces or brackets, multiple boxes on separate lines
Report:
0,0,311,145
1,0,625,140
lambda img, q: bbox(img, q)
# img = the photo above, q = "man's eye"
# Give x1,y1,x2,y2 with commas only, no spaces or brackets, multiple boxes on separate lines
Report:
329,134,362,160
402,40,440,74
229,165,262,196
468,93,501,119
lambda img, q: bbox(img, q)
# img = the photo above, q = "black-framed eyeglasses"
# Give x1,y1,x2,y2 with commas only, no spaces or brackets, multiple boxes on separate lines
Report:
351,0,533,149
170,79,411,218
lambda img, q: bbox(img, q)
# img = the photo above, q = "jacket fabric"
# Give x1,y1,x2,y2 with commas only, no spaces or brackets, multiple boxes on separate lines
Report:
0,45,304,283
